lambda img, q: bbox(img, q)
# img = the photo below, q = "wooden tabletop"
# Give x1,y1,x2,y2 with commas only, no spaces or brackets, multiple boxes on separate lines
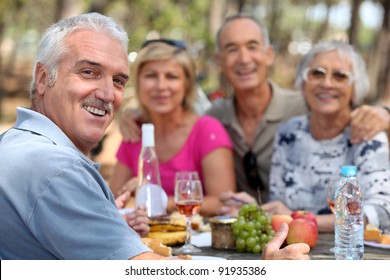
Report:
186,233,390,260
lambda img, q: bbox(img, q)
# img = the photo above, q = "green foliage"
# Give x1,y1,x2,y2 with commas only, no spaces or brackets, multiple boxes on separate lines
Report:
122,0,209,50
0,0,387,100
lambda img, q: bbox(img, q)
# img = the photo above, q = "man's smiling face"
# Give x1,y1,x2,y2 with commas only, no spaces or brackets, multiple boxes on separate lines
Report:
35,29,129,154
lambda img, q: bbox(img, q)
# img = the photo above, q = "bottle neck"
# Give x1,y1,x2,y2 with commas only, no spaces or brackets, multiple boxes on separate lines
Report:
142,130,154,147
141,123,155,147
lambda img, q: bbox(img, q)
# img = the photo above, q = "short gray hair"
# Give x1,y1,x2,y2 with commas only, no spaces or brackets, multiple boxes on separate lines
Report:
30,12,129,99
294,41,369,106
215,13,270,52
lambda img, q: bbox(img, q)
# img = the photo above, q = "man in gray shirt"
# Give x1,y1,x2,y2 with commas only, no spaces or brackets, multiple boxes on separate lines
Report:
212,14,389,215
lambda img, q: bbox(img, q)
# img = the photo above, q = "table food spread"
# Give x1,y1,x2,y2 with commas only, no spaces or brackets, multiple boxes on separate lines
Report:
137,209,390,260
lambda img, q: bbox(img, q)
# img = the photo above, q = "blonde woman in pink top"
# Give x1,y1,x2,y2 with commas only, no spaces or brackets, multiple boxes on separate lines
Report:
110,39,235,216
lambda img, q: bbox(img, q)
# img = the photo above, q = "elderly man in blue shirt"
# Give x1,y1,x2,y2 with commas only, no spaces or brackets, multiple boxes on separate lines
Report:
0,12,309,260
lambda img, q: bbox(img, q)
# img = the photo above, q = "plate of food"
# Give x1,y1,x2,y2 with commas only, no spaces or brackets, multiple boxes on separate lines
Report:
190,255,226,260
364,224,390,249
364,241,390,249
141,238,226,260
169,211,211,232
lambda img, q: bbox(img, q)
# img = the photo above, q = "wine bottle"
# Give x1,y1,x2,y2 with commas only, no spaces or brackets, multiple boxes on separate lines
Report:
135,123,168,217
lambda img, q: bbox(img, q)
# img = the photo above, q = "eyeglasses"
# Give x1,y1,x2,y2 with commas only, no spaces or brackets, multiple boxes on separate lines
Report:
141,39,187,50
302,67,354,87
243,150,265,191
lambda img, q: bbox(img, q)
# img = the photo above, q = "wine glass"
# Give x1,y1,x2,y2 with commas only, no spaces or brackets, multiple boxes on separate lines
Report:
327,177,342,214
175,171,199,182
327,178,337,214
174,174,203,254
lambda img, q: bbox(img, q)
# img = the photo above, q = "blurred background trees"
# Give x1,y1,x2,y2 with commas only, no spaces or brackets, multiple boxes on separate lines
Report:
0,0,389,123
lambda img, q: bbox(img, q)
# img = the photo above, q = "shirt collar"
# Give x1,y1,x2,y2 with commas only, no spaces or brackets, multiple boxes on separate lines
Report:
14,107,97,166
265,80,290,122
219,80,288,126
217,98,236,125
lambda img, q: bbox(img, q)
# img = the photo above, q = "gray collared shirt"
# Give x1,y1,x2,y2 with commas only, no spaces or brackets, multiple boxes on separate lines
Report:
207,80,307,203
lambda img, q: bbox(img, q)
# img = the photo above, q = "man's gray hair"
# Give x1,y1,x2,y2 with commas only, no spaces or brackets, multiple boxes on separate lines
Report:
215,13,270,52
294,41,369,106
30,12,128,98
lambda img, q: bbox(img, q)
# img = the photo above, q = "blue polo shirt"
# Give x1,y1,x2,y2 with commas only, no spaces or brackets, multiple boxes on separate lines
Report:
0,107,150,259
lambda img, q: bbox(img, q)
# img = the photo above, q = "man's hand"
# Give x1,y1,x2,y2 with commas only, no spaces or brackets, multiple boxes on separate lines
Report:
124,205,150,237
116,177,138,197
115,191,131,209
262,223,310,260
350,105,390,144
116,191,150,237
118,107,141,142
216,191,256,216
262,200,292,216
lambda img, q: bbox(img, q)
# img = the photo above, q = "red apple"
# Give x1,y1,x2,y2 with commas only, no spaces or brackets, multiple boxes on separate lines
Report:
271,214,293,232
286,218,318,249
291,210,317,225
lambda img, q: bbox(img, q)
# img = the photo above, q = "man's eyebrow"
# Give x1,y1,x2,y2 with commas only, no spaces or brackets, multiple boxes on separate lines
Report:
75,60,129,80
119,72,130,81
75,59,101,68
222,42,235,50
222,39,262,50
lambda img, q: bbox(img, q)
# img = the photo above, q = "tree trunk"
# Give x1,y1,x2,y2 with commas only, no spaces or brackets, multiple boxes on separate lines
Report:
55,0,82,21
215,0,242,96
87,0,112,14
348,0,363,46
375,0,390,103
268,0,281,45
0,20,4,119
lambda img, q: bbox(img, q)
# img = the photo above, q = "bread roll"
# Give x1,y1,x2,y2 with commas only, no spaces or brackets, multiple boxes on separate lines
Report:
364,228,382,242
364,224,390,244
141,237,172,257
380,234,390,245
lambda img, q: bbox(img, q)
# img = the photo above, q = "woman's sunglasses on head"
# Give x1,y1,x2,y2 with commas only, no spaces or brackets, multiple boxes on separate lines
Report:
141,39,187,50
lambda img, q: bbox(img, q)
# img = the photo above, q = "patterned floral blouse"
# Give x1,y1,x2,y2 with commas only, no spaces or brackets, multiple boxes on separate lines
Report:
269,115,390,229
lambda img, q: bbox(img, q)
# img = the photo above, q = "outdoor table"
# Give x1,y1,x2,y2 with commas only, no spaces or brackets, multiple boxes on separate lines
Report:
181,233,390,260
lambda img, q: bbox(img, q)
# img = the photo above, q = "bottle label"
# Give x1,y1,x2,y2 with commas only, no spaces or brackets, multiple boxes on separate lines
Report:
136,183,168,217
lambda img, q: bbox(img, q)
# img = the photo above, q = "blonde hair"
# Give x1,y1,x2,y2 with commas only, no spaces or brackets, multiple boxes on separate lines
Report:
132,41,197,120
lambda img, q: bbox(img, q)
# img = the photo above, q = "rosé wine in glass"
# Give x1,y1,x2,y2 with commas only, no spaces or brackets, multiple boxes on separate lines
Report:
174,172,203,254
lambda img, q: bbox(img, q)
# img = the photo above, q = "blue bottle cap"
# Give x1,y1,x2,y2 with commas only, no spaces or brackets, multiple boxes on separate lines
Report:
341,165,357,177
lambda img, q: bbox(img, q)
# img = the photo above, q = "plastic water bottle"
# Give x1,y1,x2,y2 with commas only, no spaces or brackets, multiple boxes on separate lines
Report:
334,165,364,260
135,124,168,218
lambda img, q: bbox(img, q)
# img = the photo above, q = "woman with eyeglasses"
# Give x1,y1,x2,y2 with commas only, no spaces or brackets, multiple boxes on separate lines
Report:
109,39,236,216
264,41,390,232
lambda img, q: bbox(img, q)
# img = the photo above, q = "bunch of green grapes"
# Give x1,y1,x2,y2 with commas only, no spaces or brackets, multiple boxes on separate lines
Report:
231,203,274,253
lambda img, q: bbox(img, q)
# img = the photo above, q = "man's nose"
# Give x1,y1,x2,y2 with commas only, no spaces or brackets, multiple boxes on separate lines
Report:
96,78,115,103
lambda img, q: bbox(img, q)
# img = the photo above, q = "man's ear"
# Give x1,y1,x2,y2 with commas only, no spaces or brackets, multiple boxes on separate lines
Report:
35,63,48,96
